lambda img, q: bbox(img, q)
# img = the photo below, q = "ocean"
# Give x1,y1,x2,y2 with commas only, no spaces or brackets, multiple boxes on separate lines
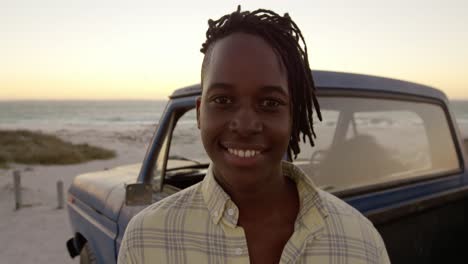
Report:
0,100,168,130
0,100,467,135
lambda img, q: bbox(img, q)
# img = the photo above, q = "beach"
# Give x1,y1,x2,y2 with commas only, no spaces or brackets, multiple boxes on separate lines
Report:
0,125,154,263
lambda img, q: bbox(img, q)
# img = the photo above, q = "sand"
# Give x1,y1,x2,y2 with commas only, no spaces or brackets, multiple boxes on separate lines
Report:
0,126,153,263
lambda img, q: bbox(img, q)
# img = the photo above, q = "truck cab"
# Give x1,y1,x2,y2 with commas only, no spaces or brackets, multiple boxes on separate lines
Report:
67,70,468,263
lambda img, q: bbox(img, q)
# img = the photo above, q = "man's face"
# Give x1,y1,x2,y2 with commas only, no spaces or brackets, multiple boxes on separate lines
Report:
197,32,291,189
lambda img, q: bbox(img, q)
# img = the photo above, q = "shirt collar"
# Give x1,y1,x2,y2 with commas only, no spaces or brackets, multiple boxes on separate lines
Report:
201,163,233,225
282,161,329,231
201,161,328,231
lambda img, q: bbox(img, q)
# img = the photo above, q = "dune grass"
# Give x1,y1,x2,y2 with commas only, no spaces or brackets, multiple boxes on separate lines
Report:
0,130,116,168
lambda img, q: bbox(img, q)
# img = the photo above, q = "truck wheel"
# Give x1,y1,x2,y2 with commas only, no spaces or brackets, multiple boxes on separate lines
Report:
80,242,97,264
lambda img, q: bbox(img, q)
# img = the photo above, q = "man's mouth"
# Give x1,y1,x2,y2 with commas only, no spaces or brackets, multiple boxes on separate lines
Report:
219,142,266,163
227,148,261,158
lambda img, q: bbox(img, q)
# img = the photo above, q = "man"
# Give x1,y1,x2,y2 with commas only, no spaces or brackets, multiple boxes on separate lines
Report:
118,6,390,263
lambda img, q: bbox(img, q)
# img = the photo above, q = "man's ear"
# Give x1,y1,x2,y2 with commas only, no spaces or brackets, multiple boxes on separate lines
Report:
196,96,202,129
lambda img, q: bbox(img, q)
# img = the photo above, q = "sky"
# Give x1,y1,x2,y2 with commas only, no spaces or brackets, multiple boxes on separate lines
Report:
1,0,467,100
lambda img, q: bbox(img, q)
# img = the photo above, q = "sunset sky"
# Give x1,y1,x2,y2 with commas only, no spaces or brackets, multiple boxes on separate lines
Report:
1,0,467,100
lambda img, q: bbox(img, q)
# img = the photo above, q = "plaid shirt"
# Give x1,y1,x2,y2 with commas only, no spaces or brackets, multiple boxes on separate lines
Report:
118,161,390,263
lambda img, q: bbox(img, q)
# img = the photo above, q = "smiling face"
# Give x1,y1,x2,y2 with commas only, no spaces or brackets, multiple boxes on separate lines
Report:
197,32,291,190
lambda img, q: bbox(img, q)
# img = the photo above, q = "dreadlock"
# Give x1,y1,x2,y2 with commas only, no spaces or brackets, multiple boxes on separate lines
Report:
200,5,322,159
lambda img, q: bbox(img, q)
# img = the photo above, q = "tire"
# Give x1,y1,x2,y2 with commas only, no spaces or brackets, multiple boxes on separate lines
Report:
80,242,97,264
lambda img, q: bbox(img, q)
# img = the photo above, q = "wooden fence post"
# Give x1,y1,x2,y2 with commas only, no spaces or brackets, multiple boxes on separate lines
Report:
57,180,64,209
13,170,22,210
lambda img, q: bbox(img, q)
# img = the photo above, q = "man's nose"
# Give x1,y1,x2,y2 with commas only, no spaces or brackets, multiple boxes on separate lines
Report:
228,107,263,136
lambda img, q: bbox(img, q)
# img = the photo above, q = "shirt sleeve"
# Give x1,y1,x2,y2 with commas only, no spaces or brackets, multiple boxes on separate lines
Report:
117,215,142,264
374,228,391,264
117,227,138,264
379,244,391,264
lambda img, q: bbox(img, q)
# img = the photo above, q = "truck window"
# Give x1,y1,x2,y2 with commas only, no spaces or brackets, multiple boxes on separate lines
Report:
158,108,210,190
167,109,209,167
294,97,460,192
293,110,339,190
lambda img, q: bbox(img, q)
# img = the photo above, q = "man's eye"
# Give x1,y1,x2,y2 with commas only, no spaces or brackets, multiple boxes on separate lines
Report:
260,99,281,108
213,96,232,104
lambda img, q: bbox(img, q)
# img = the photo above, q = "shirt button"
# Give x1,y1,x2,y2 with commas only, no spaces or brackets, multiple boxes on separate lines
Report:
227,208,235,216
235,247,242,255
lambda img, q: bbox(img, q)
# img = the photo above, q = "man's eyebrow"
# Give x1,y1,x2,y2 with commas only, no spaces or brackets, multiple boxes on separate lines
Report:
206,83,289,97
207,82,234,92
260,85,289,97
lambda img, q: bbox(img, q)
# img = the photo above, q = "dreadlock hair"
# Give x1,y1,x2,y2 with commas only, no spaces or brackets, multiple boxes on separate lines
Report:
200,5,322,159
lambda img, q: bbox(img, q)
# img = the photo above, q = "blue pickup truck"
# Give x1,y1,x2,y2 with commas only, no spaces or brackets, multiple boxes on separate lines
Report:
66,70,468,263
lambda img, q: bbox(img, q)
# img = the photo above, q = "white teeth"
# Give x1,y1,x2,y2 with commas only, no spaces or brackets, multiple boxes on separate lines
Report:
227,148,261,158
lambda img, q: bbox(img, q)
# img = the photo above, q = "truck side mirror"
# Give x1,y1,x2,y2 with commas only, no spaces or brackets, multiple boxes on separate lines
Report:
125,183,152,206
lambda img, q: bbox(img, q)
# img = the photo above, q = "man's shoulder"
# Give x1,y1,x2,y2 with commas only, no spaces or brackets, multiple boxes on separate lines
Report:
318,189,371,223
301,189,389,263
127,183,205,230
118,183,213,263
317,189,383,242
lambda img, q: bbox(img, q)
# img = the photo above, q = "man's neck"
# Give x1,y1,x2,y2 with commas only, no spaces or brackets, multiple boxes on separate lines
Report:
232,174,289,204
233,176,298,225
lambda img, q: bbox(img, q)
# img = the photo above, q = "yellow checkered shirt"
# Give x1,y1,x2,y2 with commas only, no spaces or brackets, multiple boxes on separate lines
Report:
118,161,390,263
